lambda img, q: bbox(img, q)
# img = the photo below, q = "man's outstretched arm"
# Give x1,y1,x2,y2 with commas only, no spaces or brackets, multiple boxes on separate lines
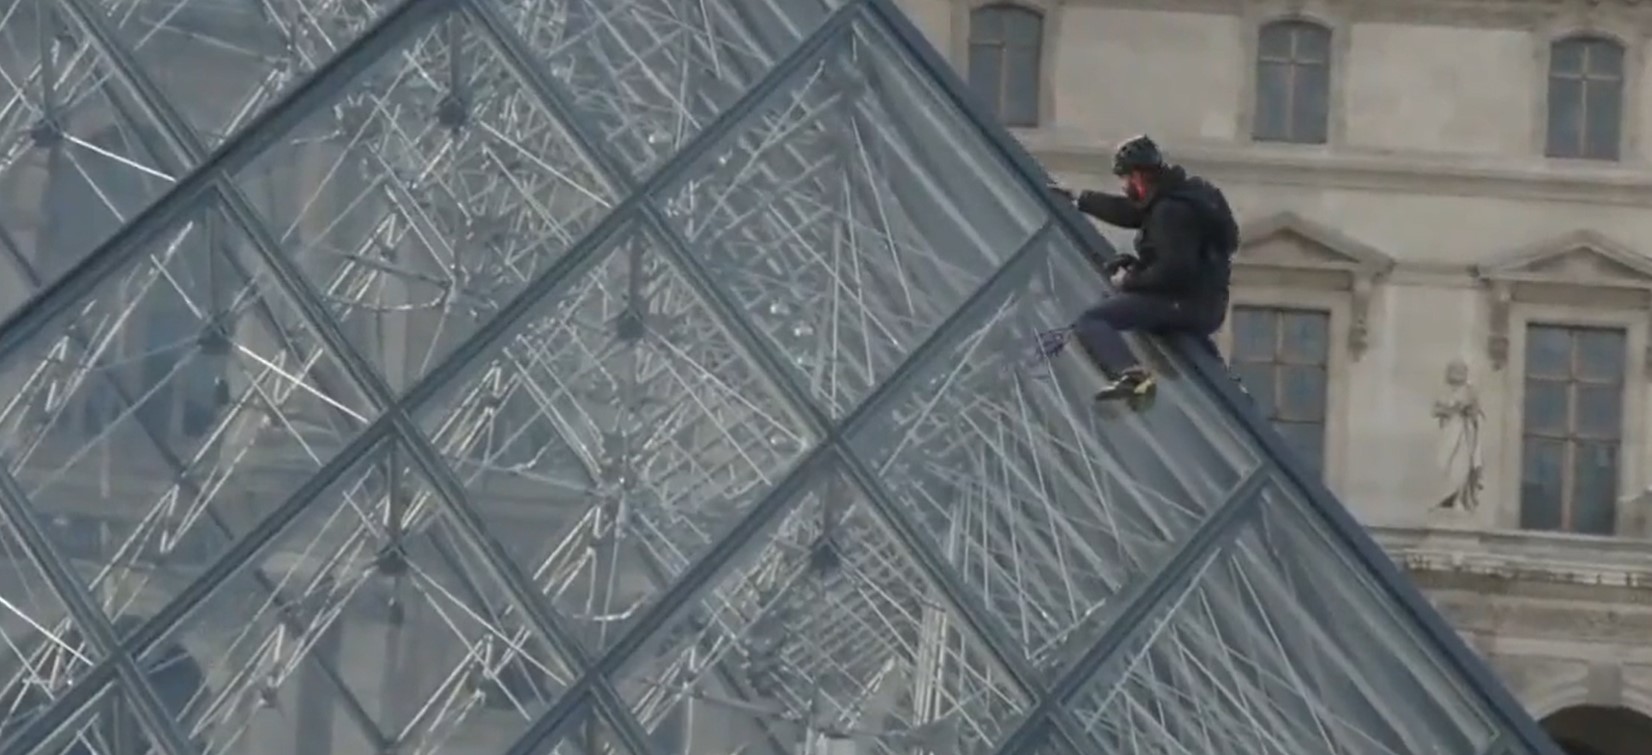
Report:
1075,190,1147,229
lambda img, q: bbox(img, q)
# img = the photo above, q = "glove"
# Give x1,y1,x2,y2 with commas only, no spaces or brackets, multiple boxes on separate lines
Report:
1101,254,1137,276
1046,183,1075,202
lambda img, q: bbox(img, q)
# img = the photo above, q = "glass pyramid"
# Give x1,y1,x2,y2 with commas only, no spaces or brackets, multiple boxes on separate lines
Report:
0,0,1563,753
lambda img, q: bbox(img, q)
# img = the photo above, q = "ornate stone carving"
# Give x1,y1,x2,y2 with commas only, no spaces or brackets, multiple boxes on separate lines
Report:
1487,281,1513,369
1431,358,1484,512
1428,591,1652,644
1233,211,1395,360
1474,230,1652,370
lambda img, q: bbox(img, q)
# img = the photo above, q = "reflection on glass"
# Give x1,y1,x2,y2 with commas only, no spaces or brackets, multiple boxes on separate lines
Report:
847,230,1258,678
1066,480,1502,755
654,17,1046,419
605,460,1032,754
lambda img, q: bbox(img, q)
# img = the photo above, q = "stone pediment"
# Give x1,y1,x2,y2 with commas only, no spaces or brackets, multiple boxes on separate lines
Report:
1233,212,1393,360
1236,211,1396,276
1475,230,1652,370
1475,230,1652,288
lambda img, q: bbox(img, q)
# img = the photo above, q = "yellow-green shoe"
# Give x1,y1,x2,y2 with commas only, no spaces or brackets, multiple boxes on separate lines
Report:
1094,369,1156,411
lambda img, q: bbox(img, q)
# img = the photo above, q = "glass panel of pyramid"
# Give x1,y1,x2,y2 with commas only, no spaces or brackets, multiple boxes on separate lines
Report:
0,0,1564,753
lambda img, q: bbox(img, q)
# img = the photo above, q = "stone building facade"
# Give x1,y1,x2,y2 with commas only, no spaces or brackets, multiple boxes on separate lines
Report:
890,0,1652,750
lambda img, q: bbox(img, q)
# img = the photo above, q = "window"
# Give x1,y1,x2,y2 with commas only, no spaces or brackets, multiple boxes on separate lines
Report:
1547,36,1624,160
967,4,1043,127
1519,324,1624,535
1253,20,1332,144
1230,306,1331,473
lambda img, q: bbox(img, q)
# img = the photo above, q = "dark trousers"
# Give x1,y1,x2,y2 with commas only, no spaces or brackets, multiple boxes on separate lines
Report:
1072,291,1226,378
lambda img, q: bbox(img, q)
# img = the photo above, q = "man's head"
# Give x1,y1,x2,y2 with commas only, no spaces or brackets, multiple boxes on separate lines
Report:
1111,134,1165,202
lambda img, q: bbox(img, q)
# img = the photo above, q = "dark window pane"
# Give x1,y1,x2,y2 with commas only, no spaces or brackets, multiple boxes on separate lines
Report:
1547,76,1585,157
1583,78,1623,160
1522,379,1568,436
1280,310,1329,361
1294,25,1331,64
1576,328,1626,379
1258,22,1295,59
1253,61,1292,141
1576,384,1623,438
967,43,1003,119
1572,440,1619,535
1292,63,1331,144
1525,325,1573,377
969,7,1004,42
1231,307,1277,360
1551,40,1585,75
1276,420,1325,472
1233,363,1277,417
1003,8,1042,45
1278,365,1327,422
1003,44,1041,126
1586,40,1624,77
1519,437,1566,530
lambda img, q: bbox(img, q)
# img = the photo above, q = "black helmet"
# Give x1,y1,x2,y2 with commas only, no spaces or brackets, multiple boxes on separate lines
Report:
1112,134,1164,176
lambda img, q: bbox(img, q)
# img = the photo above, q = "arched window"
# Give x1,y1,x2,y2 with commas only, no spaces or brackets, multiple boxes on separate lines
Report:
967,4,1043,127
1253,19,1332,144
1547,36,1624,160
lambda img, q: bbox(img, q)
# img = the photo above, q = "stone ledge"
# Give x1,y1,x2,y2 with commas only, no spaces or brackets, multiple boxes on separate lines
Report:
1374,524,1652,594
1029,132,1652,208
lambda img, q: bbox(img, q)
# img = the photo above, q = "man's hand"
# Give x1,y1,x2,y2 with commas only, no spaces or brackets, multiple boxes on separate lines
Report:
1100,254,1137,276
1046,183,1075,202
1110,268,1129,288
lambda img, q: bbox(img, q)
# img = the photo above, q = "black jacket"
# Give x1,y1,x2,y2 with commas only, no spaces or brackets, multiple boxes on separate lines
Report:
1074,166,1237,299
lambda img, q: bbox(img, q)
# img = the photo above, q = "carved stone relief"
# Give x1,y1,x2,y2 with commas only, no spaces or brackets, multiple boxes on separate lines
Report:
1429,591,1652,645
1233,211,1394,360
1475,230,1652,370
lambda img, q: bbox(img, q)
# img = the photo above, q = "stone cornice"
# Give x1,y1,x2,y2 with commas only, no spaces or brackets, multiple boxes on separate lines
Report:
1064,0,1652,30
1374,524,1652,594
1029,134,1652,208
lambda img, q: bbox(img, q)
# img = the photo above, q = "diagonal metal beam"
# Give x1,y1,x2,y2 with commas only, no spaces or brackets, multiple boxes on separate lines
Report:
0,187,392,752
466,4,1103,752
858,2,1567,754
39,3,656,750
0,468,195,755
6,0,861,750
485,224,1066,755
0,0,451,371
43,5,658,751
38,6,407,750
989,466,1269,754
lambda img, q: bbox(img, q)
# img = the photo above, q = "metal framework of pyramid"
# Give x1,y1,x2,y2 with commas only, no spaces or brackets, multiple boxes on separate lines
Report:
0,0,1565,753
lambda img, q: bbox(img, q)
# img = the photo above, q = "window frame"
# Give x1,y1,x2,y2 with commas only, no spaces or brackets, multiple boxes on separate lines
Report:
1543,34,1629,162
1250,18,1334,145
1476,231,1652,535
1222,302,1338,475
1238,4,1348,149
1530,17,1643,164
951,0,1060,130
1514,319,1630,535
1217,212,1395,497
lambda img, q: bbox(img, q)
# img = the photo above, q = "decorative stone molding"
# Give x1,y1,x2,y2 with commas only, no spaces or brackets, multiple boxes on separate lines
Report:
1233,210,1395,358
1025,135,1652,210
1472,230,1652,370
1069,0,1652,32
